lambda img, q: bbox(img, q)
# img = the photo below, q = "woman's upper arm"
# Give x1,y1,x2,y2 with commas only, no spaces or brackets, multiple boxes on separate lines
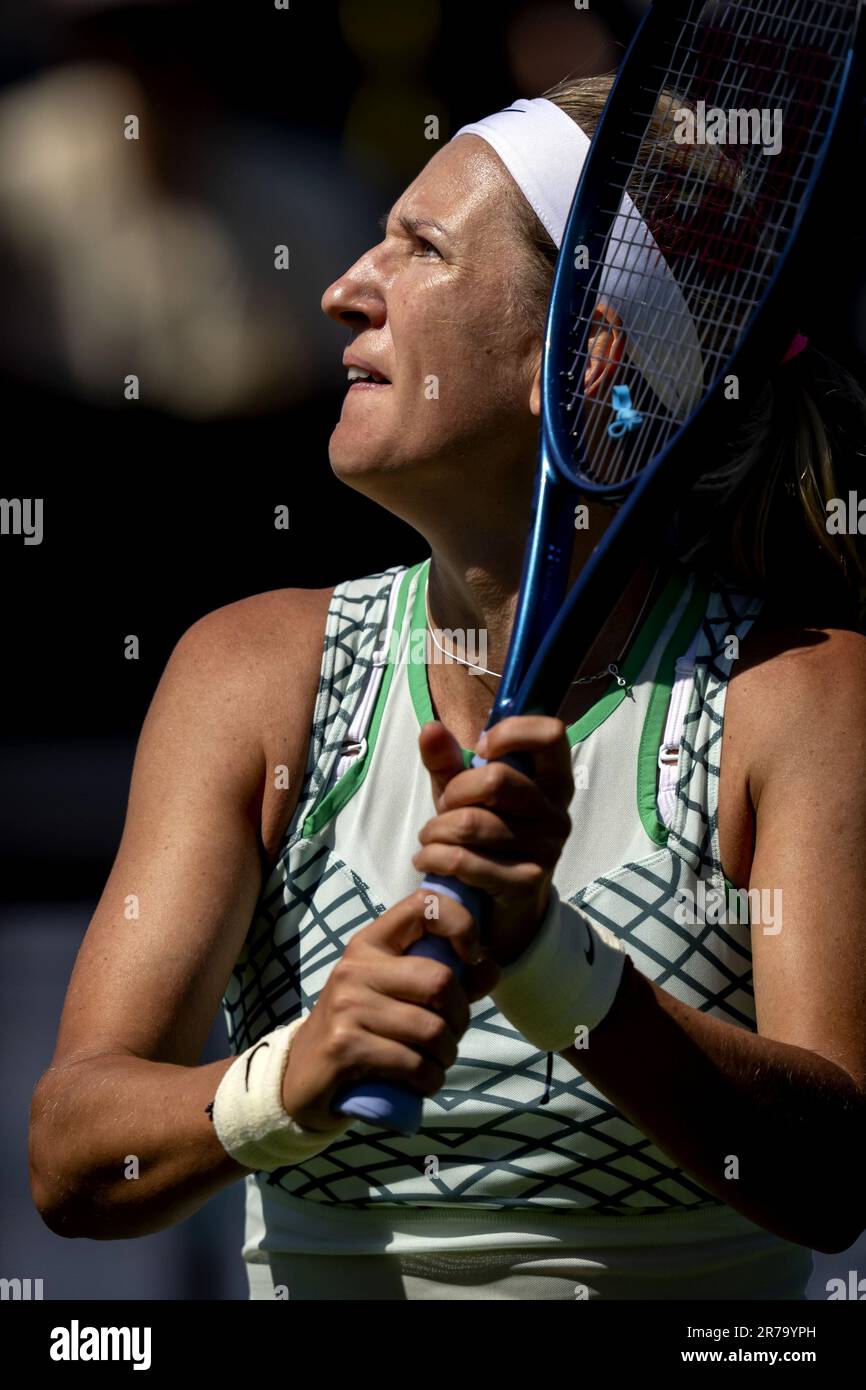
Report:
744,628,866,1090
52,586,330,1071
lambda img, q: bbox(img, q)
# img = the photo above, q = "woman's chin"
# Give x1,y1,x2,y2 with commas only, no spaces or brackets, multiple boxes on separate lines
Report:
328,437,393,486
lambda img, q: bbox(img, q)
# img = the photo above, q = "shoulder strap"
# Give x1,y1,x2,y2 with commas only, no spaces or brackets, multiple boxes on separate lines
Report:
329,564,410,785
655,623,702,831
666,583,763,880
287,566,408,846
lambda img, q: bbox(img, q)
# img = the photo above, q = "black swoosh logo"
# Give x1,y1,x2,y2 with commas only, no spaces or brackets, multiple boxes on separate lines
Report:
244,1041,270,1090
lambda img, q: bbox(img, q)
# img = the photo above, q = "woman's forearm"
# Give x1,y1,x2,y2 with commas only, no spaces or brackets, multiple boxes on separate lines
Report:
30,1053,246,1239
565,957,866,1253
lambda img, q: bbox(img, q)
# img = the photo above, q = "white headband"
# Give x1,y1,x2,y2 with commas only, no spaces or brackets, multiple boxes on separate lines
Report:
452,97,704,417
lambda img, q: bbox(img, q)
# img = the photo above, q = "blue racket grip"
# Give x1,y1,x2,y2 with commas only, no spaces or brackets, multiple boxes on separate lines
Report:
332,876,484,1134
332,750,532,1134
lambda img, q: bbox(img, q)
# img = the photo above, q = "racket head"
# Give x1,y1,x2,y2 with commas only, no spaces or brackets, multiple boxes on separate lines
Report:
542,0,865,502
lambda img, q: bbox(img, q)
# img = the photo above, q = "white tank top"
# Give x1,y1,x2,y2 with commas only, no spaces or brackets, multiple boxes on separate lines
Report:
224,560,813,1298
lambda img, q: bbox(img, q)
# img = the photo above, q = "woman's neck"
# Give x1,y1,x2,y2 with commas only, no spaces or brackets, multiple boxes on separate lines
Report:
420,507,666,750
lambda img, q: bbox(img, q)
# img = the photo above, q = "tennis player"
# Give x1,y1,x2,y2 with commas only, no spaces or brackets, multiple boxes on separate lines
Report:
30,76,866,1300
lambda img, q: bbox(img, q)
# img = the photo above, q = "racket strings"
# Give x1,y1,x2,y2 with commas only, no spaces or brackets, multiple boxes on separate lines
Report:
577,2,848,483
615,13,821,410
559,0,860,491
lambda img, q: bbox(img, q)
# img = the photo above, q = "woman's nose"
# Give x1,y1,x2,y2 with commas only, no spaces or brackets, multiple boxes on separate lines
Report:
321,259,385,330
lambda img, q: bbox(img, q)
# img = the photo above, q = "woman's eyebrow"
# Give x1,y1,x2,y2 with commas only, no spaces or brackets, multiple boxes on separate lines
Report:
378,211,449,237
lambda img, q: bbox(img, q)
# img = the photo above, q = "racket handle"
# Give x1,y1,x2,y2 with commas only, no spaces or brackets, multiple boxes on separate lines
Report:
332,750,530,1134
332,875,484,1135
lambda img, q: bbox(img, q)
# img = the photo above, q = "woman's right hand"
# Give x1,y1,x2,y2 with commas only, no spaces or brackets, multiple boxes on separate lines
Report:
280,889,501,1132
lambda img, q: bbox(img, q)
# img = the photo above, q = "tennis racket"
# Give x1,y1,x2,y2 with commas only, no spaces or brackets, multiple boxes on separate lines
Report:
335,0,866,1134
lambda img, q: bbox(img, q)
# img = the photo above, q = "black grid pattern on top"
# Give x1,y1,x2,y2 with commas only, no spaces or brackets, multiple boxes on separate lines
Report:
225,569,763,1212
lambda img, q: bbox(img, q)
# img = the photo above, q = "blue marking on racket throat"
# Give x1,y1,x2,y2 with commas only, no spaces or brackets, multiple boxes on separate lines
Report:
607,385,643,439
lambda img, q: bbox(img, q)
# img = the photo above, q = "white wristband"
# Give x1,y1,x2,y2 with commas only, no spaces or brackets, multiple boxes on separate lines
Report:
490,887,628,1052
211,1018,352,1172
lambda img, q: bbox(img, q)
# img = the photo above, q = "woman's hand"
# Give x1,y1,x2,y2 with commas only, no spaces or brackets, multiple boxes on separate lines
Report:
412,717,574,968
281,890,501,1131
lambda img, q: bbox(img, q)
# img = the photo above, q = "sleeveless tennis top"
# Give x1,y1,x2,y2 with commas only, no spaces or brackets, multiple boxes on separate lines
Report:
223,559,813,1296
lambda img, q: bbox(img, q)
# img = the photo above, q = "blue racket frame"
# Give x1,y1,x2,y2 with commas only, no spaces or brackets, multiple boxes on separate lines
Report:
335,0,865,1133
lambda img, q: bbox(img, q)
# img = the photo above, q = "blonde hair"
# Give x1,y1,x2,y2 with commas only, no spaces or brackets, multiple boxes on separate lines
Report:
507,74,866,627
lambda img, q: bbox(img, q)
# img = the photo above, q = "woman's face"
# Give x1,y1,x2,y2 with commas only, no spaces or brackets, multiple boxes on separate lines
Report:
321,136,543,506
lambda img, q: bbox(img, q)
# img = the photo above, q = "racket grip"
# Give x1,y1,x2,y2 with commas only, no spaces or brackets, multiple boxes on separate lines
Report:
331,750,531,1134
332,875,484,1135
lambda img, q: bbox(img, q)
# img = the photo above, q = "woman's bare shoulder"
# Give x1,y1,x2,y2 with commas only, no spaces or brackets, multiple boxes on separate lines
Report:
176,585,334,863
715,617,866,890
186,584,333,645
727,618,866,791
729,617,866,699
179,585,333,714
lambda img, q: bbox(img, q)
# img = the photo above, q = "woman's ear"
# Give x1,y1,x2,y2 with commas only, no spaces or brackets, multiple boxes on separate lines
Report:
584,301,624,398
530,359,542,417
530,303,623,416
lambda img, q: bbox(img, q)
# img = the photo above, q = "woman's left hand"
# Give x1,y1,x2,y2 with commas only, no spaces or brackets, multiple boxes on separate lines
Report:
413,716,574,968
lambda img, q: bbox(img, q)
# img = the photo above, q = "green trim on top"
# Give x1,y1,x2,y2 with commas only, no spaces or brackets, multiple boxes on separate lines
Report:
636,577,711,846
406,561,474,767
301,563,422,839
564,570,688,749
406,559,690,758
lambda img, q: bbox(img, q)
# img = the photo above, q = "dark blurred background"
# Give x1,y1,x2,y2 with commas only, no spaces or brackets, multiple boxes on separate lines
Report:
1,0,863,1300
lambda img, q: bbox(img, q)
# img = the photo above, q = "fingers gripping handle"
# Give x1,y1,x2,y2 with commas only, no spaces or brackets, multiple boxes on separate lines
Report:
333,753,502,1135
331,877,483,1134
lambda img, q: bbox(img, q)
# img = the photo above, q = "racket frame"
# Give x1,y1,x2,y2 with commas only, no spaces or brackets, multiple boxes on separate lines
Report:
334,0,866,1134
